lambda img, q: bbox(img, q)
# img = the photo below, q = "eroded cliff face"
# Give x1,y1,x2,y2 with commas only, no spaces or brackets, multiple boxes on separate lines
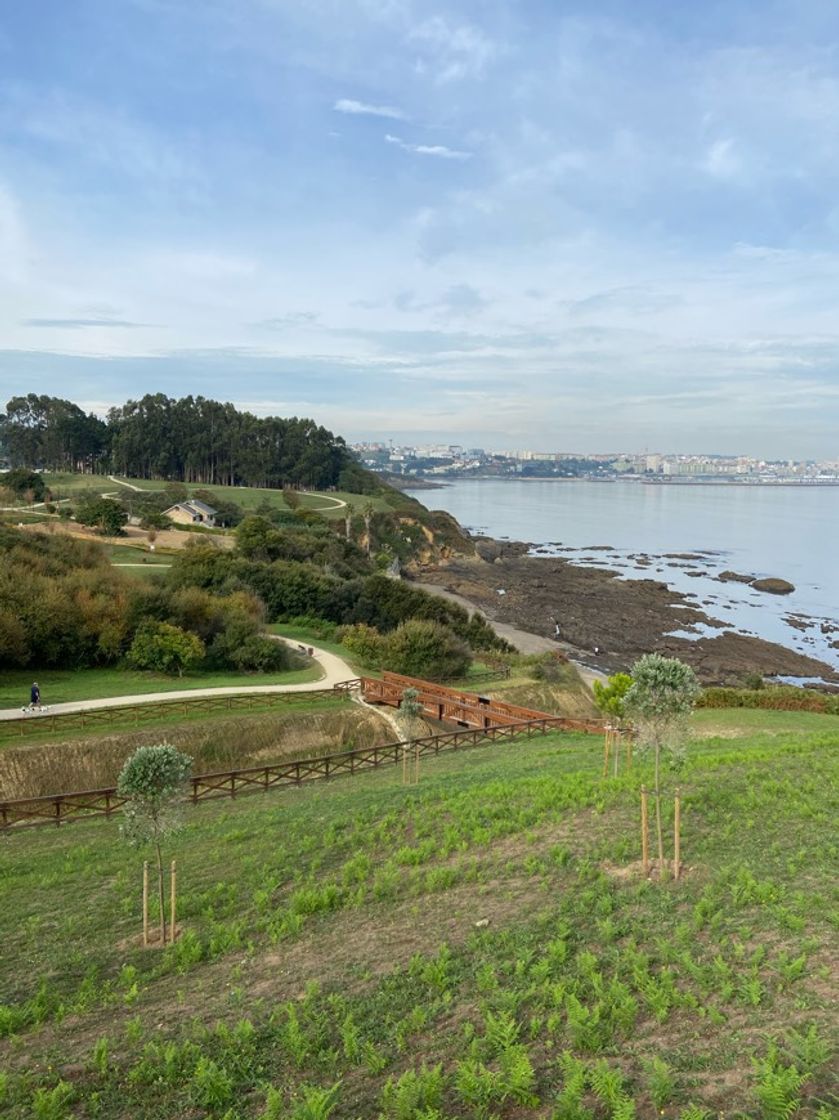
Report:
398,511,476,569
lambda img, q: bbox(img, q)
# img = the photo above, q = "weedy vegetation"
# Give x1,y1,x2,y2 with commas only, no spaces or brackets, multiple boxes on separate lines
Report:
0,708,836,1118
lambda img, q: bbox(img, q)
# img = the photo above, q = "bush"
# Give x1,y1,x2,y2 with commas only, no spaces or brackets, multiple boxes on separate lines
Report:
230,635,296,672
699,686,839,714
383,619,471,680
336,622,387,668
127,621,205,676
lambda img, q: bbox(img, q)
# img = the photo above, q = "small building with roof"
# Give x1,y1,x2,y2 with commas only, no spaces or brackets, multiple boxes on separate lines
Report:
164,499,217,528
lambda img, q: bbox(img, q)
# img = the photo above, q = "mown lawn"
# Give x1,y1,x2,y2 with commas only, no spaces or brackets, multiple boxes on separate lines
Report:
0,663,323,711
0,710,836,1118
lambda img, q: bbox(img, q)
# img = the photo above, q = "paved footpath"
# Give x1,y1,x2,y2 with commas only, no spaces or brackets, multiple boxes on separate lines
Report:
0,639,357,723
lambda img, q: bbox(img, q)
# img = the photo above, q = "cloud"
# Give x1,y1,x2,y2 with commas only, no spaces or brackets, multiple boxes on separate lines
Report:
254,312,320,329
408,16,497,83
703,137,742,181
21,318,147,329
385,134,471,160
333,98,406,120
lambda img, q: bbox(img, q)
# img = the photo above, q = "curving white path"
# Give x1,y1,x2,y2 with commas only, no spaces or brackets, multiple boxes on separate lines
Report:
0,638,357,723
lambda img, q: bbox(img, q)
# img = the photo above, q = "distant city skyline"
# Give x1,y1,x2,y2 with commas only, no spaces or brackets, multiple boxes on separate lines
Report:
2,1,839,457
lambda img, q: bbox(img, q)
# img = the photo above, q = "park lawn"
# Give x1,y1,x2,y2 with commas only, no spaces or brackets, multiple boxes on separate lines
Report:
691,705,839,738
0,663,323,710
0,712,836,1119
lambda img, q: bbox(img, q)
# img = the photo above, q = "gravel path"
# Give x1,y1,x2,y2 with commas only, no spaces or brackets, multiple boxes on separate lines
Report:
0,639,357,723
414,582,606,687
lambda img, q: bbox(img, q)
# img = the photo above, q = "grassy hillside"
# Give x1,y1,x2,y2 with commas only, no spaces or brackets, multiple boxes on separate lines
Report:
1,710,836,1118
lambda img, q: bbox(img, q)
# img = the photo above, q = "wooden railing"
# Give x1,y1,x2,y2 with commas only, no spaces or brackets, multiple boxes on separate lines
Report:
0,715,604,832
0,687,350,739
361,672,557,731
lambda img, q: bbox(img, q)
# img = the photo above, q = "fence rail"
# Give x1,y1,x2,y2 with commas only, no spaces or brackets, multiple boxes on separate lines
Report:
0,687,349,738
0,715,604,832
361,672,557,731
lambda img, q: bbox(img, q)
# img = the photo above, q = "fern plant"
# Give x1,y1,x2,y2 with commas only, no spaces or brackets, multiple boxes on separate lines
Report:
643,1056,676,1110
380,1064,444,1120
753,1046,808,1120
285,1081,342,1120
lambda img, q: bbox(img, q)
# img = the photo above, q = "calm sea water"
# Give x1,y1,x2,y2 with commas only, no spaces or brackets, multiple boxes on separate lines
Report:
405,479,839,672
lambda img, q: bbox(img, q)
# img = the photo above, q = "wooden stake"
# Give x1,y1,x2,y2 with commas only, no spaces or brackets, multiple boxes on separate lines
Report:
602,727,611,778
142,861,149,946
402,743,408,785
613,729,620,778
169,859,177,943
673,789,681,880
414,743,420,785
625,730,632,769
640,786,649,876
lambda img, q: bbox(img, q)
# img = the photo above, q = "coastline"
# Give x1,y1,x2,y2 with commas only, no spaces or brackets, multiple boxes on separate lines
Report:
405,474,839,488
410,536,839,688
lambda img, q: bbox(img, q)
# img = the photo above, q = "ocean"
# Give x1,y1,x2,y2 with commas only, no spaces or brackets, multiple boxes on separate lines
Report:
405,478,839,674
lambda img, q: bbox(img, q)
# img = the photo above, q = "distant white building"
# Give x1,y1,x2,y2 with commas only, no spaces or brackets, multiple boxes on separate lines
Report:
164,500,217,527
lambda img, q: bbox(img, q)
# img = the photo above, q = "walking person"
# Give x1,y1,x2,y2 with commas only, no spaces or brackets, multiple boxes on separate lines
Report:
29,681,41,711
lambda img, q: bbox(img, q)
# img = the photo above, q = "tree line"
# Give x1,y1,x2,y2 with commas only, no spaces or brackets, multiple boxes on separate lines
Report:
0,393,378,492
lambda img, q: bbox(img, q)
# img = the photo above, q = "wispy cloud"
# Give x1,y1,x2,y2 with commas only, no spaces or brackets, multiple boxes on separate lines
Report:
408,16,496,83
385,134,471,160
21,318,147,329
333,98,406,120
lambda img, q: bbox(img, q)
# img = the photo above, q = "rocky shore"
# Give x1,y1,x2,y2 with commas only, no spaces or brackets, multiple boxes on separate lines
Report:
411,536,839,687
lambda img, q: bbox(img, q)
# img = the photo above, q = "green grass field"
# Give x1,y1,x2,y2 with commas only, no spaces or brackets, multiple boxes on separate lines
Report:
0,709,836,1118
42,474,394,521
0,663,322,711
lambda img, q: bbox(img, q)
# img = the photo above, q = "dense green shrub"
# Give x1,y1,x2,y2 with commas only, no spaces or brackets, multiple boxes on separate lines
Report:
127,622,205,676
383,619,471,680
336,623,387,668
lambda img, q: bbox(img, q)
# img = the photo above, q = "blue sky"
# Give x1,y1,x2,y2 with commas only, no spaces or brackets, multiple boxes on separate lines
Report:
2,0,839,456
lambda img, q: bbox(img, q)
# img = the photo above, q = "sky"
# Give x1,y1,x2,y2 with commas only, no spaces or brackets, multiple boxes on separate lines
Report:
2,0,839,457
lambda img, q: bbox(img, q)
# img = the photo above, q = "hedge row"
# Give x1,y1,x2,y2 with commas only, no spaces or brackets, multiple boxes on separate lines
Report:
699,685,839,714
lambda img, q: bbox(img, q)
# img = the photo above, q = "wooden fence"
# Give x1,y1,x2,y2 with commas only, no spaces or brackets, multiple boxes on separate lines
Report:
361,672,557,731
0,687,349,738
0,714,603,832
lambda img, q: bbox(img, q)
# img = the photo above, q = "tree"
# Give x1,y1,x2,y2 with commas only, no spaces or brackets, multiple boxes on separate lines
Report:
3,468,45,502
76,496,128,536
362,502,375,556
128,621,205,676
625,655,699,871
344,502,355,542
593,673,633,722
593,672,634,777
384,619,471,681
117,745,192,944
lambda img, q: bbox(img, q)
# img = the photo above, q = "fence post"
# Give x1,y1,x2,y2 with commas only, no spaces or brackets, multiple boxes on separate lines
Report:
673,788,681,880
54,797,62,826
170,860,177,944
640,786,649,876
142,861,149,947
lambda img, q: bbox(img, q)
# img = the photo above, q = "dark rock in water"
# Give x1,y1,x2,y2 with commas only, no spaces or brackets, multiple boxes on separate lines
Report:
584,545,615,551
752,577,795,595
785,615,813,632
664,552,706,561
685,571,706,577
718,570,754,584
